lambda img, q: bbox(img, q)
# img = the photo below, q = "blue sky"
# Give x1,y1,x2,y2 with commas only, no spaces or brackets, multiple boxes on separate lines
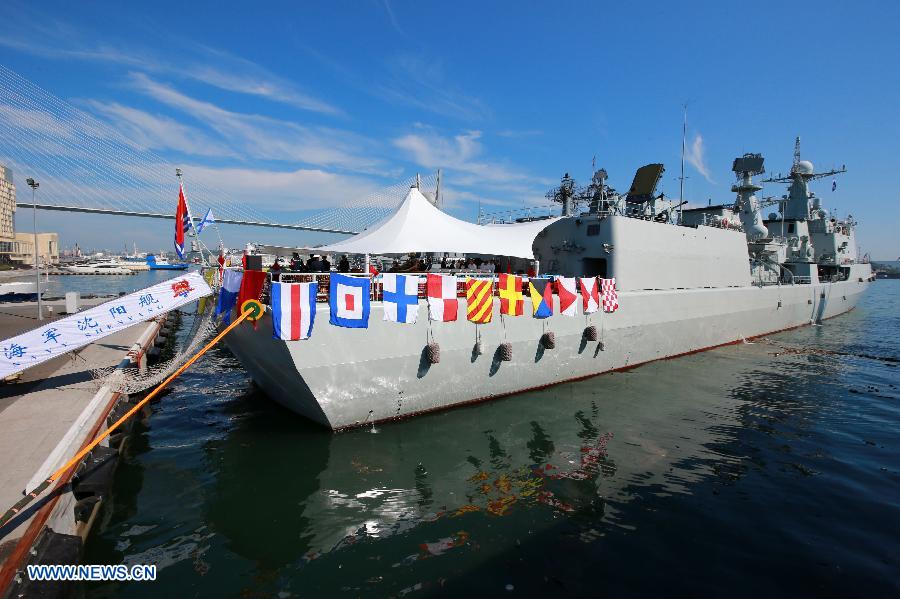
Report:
1,0,898,258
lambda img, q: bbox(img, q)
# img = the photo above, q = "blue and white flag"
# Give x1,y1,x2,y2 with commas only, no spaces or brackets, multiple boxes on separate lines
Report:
0,272,211,380
382,273,420,324
329,273,370,328
271,281,317,340
196,208,215,234
832,179,837,192
215,269,243,324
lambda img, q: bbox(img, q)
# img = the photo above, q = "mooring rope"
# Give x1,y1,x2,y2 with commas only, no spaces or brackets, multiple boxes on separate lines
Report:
0,306,253,529
91,302,219,394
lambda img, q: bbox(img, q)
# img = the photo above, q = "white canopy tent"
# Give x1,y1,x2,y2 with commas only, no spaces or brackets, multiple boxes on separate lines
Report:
317,187,559,258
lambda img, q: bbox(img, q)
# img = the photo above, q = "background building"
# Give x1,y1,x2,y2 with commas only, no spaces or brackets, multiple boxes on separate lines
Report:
12,232,59,265
0,163,59,266
0,164,16,263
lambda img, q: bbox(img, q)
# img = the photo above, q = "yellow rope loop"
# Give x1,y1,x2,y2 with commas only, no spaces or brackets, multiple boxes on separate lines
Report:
241,299,264,322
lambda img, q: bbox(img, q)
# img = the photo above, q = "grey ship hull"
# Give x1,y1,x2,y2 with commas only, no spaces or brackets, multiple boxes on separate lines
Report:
225,264,872,430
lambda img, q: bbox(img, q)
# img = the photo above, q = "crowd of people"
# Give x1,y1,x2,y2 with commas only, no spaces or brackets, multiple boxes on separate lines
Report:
270,252,343,274
267,253,526,276
382,255,506,273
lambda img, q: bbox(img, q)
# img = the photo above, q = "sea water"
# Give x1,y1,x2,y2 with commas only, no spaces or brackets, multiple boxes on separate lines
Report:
74,278,898,597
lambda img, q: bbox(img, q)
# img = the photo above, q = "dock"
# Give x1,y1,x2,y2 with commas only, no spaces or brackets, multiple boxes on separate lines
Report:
0,298,168,593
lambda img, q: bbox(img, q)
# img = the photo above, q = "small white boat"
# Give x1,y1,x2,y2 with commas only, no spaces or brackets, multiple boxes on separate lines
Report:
61,261,133,275
0,280,43,301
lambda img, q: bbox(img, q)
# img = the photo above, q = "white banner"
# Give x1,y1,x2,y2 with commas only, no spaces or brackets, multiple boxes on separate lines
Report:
0,271,212,379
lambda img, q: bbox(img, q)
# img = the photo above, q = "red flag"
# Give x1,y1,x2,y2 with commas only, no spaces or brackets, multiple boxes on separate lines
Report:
238,270,267,328
174,183,188,258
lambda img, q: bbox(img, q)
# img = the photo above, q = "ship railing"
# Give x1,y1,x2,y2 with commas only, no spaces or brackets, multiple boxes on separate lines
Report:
699,213,744,232
477,204,558,224
700,214,744,231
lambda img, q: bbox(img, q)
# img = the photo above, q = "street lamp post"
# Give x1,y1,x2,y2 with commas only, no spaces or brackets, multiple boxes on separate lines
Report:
25,178,42,321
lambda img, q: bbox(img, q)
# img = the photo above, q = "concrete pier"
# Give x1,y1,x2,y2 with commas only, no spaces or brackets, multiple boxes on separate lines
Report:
0,298,165,591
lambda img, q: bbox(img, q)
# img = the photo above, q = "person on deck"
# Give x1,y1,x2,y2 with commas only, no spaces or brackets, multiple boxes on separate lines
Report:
339,255,350,273
322,255,332,271
270,258,282,281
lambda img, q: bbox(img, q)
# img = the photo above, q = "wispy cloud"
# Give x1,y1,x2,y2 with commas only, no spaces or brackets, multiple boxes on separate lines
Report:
183,164,380,211
394,128,527,184
0,24,342,116
308,48,488,122
127,73,385,172
373,55,489,121
497,129,543,139
84,101,235,158
176,46,343,116
685,133,715,183
380,0,404,34
393,127,553,210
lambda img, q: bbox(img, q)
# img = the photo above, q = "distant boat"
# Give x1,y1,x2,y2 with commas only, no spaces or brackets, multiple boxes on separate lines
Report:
61,260,133,275
146,255,188,270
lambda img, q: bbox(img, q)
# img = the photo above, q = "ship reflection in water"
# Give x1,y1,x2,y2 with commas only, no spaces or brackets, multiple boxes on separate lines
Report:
83,282,899,597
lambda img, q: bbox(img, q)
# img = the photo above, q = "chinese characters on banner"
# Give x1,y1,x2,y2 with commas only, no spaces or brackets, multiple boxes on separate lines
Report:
0,272,212,379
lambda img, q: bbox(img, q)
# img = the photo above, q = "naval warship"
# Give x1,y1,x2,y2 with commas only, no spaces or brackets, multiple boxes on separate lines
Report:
224,141,873,429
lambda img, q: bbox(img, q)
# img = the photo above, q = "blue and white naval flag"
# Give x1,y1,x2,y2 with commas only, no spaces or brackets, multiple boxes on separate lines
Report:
196,208,215,234
215,269,243,325
329,273,370,328
382,273,420,324
271,281,317,340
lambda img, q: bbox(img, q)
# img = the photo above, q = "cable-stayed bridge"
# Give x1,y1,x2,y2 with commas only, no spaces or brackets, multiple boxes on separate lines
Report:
0,64,437,237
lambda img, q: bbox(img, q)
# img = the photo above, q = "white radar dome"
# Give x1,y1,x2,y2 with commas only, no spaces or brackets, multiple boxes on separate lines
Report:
796,160,814,175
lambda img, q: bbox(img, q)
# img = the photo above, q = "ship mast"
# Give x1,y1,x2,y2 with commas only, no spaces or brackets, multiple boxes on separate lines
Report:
679,104,687,222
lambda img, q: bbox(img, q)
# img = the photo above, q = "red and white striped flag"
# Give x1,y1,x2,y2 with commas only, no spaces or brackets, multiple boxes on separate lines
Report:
426,273,458,321
271,281,317,340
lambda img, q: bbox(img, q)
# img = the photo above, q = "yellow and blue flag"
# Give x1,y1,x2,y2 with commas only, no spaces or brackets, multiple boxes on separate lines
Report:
528,278,553,318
